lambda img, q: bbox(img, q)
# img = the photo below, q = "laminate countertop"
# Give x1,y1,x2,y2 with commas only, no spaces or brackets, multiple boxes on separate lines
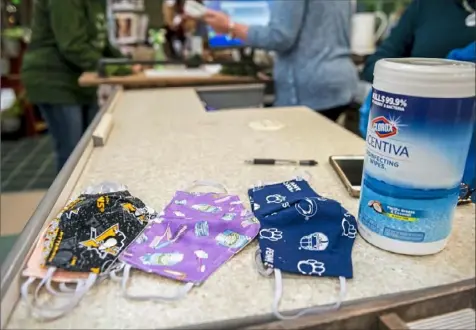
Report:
5,88,475,329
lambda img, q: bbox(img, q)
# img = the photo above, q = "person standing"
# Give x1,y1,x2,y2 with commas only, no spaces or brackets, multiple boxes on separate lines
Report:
21,0,139,172
361,0,476,83
203,0,358,121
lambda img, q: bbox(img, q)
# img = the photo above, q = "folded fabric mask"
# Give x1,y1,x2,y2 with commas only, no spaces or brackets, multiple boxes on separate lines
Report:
249,178,357,319
119,180,260,301
21,182,156,320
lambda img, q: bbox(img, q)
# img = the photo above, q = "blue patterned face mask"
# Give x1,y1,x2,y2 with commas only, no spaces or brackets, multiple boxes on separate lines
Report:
248,178,357,320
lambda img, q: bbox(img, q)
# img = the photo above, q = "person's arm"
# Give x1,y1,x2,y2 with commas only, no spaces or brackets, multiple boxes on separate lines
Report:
49,0,104,71
244,0,307,52
361,0,420,82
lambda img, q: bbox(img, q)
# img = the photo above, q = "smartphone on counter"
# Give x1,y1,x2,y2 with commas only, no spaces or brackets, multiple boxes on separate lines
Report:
329,155,364,198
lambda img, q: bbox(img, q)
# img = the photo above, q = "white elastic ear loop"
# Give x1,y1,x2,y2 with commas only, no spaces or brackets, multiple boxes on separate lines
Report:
20,276,36,305
32,273,96,321
121,264,194,301
58,282,78,292
254,249,347,320
23,268,97,321
104,261,126,283
271,272,346,320
185,180,228,194
109,264,125,282
46,277,84,295
44,271,87,296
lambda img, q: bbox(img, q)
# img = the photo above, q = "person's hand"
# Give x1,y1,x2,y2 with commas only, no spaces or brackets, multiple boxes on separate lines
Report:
132,64,143,74
203,9,231,34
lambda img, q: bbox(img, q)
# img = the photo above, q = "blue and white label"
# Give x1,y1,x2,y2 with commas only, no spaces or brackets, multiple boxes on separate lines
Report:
359,89,475,243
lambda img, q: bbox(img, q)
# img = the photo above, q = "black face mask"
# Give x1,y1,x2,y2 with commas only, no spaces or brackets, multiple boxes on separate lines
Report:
46,190,156,274
22,183,157,321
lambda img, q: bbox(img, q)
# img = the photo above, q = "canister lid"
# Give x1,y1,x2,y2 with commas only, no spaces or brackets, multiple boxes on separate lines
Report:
374,58,475,97
377,58,475,75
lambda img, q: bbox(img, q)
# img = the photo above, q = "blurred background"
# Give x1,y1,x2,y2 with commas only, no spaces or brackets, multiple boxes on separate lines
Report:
0,0,412,261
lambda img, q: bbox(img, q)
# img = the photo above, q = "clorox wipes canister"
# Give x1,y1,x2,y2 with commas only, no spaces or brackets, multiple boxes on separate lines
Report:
358,58,476,255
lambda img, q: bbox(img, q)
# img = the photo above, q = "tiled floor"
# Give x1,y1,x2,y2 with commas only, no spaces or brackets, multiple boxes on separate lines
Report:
1,135,56,192
1,135,54,265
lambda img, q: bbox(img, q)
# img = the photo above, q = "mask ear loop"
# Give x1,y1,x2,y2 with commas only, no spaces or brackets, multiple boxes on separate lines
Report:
58,282,79,293
23,268,97,321
31,272,96,321
109,262,126,282
254,249,347,320
20,276,37,306
45,276,84,296
121,264,194,301
184,180,228,194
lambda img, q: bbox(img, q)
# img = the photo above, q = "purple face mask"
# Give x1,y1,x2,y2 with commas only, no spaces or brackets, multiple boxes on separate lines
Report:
119,181,260,301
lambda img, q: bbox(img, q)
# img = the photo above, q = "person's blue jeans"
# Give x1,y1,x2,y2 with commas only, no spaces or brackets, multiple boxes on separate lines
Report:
38,104,98,173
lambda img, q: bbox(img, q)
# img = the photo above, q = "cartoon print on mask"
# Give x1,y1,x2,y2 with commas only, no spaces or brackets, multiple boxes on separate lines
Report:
174,199,187,205
122,202,136,213
141,252,184,266
342,218,357,238
194,221,209,237
221,213,236,221
194,250,209,272
266,194,286,204
134,205,156,224
253,203,260,211
241,216,259,228
150,223,188,250
192,204,222,213
174,211,186,217
264,247,275,266
96,196,110,213
299,232,329,251
259,228,283,242
64,208,80,220
215,230,251,249
295,198,319,220
48,236,78,266
283,181,302,193
297,259,326,276
79,224,125,259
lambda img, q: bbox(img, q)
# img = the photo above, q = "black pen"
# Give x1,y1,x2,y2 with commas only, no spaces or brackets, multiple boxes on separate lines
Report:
245,159,318,166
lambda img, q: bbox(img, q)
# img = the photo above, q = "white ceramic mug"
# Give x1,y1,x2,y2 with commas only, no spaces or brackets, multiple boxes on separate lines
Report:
351,12,388,56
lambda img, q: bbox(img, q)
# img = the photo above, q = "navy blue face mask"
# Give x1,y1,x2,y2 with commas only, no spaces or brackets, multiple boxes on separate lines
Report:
248,178,357,320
